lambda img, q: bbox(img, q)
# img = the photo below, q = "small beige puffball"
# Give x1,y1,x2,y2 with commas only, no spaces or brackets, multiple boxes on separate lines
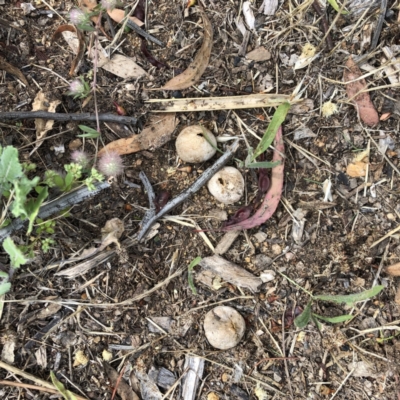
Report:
175,125,217,163
207,167,244,204
203,306,246,350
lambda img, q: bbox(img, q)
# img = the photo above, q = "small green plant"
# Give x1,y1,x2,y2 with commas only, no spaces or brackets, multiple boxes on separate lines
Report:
67,77,91,100
281,270,385,329
0,237,29,295
50,371,78,400
77,125,100,138
0,144,106,295
188,257,201,295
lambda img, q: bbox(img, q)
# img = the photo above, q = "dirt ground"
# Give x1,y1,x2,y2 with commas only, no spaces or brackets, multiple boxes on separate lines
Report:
1,0,400,399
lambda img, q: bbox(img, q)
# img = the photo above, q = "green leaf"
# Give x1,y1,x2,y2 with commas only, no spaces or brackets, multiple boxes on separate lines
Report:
3,237,28,269
24,186,48,234
315,286,384,307
64,172,74,191
294,301,312,329
327,0,349,14
0,282,11,296
188,256,201,295
246,161,281,169
77,125,100,138
11,176,40,220
312,314,353,324
0,146,23,191
50,371,78,400
251,102,291,161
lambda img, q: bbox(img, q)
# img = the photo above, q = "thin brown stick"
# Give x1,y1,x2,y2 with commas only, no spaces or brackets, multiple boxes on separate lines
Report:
312,0,333,51
0,111,137,124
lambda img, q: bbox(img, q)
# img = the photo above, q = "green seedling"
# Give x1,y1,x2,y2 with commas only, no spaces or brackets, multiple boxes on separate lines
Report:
188,256,201,295
279,272,384,329
327,0,349,14
77,125,101,138
50,371,78,400
1,237,29,295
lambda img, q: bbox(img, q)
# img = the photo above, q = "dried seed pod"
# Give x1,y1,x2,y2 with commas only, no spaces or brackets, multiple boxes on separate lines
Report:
207,167,244,204
203,306,245,350
175,125,217,163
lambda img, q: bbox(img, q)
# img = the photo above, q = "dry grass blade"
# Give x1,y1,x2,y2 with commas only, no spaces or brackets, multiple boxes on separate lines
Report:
0,56,29,87
147,94,293,112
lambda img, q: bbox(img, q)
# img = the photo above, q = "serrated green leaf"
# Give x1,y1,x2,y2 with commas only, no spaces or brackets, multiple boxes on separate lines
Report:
312,314,353,324
78,125,100,138
188,256,201,295
0,282,11,296
11,176,40,220
246,161,281,169
3,237,28,269
294,301,312,328
251,102,291,161
315,285,384,306
0,146,23,183
50,371,78,400
327,0,349,14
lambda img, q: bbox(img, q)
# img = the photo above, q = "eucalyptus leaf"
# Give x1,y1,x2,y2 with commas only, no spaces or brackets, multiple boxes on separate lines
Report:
315,285,384,306
294,301,312,328
312,314,353,324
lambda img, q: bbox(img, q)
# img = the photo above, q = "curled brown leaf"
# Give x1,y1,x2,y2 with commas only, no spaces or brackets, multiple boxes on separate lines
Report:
158,9,212,90
344,57,379,127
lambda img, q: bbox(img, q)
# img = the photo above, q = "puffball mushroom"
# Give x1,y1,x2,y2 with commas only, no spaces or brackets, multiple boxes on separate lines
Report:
175,125,217,163
207,166,244,204
203,306,246,350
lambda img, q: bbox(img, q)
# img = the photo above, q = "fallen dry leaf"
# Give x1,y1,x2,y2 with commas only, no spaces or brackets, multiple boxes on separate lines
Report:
62,31,147,79
30,92,61,156
246,46,271,61
103,362,140,400
158,9,212,90
107,8,144,28
222,126,285,231
98,113,176,156
52,25,85,76
385,262,400,276
0,56,29,86
344,57,379,126
346,161,367,177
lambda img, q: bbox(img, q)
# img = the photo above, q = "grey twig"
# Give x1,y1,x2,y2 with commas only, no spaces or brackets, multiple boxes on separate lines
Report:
137,139,240,241
139,171,157,228
0,112,137,125
126,19,164,47
370,0,388,50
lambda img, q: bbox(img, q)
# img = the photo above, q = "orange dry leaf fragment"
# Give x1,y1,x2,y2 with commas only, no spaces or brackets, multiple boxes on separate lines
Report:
106,8,144,27
346,161,367,177
343,57,379,127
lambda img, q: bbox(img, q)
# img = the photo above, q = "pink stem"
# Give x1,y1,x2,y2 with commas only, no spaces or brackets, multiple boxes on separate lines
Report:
222,126,285,231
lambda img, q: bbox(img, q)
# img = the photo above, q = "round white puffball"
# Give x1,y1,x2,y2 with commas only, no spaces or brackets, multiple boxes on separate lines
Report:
203,306,246,350
207,166,244,204
175,125,217,163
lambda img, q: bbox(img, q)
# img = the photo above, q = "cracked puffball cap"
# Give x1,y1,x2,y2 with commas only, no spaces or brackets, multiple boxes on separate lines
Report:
207,166,244,204
175,125,217,163
203,306,246,350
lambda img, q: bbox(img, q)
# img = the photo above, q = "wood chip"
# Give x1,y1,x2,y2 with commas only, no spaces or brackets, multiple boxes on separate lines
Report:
246,46,271,61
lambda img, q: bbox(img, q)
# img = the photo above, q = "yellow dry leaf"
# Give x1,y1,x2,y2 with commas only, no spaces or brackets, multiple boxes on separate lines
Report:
73,350,89,367
102,349,113,361
346,161,367,177
294,43,319,70
354,149,369,163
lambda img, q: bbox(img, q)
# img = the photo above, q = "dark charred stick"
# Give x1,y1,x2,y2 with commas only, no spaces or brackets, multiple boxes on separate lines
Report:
312,0,333,51
0,111,137,125
137,139,240,241
125,19,164,47
370,0,387,50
